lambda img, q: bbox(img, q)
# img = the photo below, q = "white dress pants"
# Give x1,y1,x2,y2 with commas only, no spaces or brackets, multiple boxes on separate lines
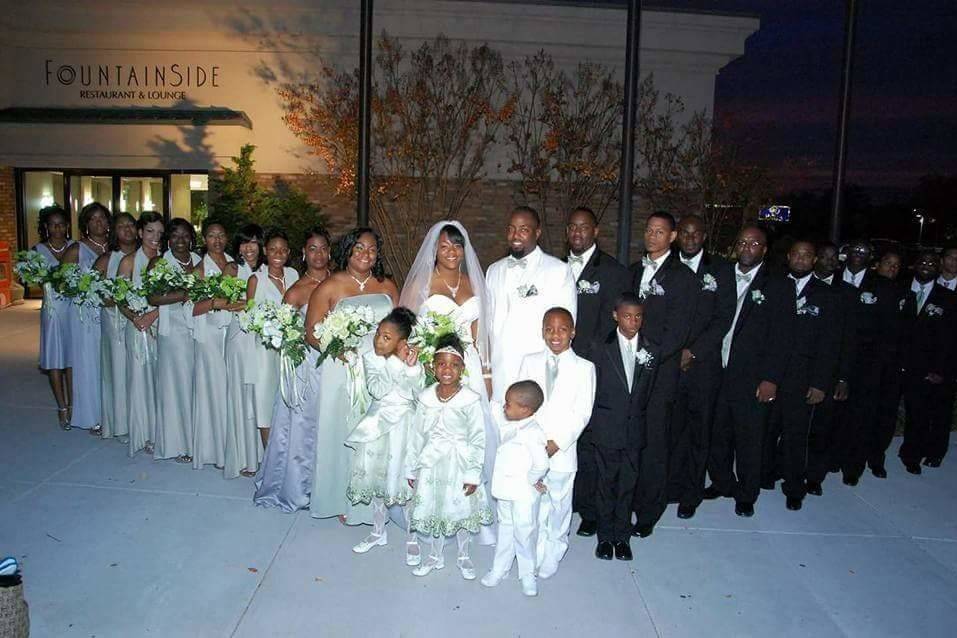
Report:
490,497,540,579
536,470,575,570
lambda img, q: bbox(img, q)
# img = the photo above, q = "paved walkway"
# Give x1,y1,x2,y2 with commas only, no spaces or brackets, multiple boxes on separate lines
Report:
2,301,957,637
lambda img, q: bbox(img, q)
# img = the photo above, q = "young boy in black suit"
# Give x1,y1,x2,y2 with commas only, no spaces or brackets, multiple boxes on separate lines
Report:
584,293,657,561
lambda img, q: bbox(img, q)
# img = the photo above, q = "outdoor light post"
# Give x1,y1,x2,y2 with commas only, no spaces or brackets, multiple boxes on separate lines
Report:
357,0,374,226
616,0,642,264
828,0,859,243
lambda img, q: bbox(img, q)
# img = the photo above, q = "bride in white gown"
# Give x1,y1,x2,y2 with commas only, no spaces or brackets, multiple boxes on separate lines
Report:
400,221,498,543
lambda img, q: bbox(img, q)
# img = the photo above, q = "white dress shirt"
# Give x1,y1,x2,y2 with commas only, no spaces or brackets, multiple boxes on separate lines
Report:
937,275,957,291
815,273,834,286
789,272,812,297
617,328,640,390
843,268,866,288
679,250,703,274
568,243,596,282
639,251,670,292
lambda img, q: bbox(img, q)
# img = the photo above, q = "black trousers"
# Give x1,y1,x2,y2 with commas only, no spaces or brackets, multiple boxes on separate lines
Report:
771,390,816,500
872,362,904,470
633,367,677,529
900,375,954,465
806,394,841,484
667,364,720,508
838,357,883,478
594,444,640,543
708,385,770,505
573,428,598,522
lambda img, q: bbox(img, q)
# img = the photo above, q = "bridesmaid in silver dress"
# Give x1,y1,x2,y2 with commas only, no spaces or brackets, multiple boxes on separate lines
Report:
148,218,200,463
224,224,265,479
191,220,242,470
306,228,399,524
93,212,138,440
252,227,332,503
243,229,299,447
62,202,110,433
33,206,74,430
116,212,164,456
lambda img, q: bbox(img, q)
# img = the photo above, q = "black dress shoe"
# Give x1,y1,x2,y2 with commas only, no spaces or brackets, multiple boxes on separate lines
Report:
735,502,754,517
577,519,598,537
786,497,803,511
632,524,654,538
870,466,887,479
842,474,859,486
595,541,614,560
806,481,823,496
614,541,633,561
761,479,776,491
702,485,724,500
905,463,922,475
676,504,696,519
924,457,942,468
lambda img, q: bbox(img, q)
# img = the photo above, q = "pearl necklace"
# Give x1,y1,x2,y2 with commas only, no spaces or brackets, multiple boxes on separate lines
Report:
86,236,108,253
47,241,68,255
437,386,462,403
348,268,372,292
173,254,192,269
437,269,462,298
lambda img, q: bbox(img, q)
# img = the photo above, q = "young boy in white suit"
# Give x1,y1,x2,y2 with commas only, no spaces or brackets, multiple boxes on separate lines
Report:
517,307,597,579
482,380,549,597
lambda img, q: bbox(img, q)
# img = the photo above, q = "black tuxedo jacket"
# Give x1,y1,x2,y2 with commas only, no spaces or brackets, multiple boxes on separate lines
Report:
683,252,735,370
777,276,842,395
584,331,657,450
840,268,899,366
822,278,859,383
724,264,794,395
628,253,697,367
568,248,630,359
898,282,957,379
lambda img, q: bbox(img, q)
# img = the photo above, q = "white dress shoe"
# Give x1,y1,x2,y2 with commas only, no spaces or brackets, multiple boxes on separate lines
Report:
405,541,421,566
352,532,387,554
537,561,558,579
412,554,444,577
480,570,509,587
457,556,476,580
521,575,538,597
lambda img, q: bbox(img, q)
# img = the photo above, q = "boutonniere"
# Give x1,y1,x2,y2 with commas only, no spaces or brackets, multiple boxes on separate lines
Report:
635,347,654,368
700,273,718,292
899,298,907,311
796,297,820,317
517,284,538,298
860,292,877,305
577,279,601,295
751,289,765,305
925,303,944,317
639,280,665,299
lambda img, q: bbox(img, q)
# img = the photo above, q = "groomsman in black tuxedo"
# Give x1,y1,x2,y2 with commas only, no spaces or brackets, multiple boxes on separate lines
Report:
586,294,656,561
833,240,901,482
898,251,957,473
765,240,841,511
803,242,857,496
565,207,630,537
666,214,734,520
704,225,792,517
628,212,696,536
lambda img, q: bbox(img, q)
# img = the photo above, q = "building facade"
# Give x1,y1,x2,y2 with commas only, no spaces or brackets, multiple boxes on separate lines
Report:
0,0,758,263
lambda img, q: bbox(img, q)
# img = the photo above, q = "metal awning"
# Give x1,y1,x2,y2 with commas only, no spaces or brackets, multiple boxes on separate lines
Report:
0,107,252,128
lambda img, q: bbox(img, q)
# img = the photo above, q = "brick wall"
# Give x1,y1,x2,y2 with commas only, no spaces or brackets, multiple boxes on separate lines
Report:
0,167,17,248
254,172,648,273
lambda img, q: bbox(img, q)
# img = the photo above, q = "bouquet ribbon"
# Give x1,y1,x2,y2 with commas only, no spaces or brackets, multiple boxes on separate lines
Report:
278,353,304,408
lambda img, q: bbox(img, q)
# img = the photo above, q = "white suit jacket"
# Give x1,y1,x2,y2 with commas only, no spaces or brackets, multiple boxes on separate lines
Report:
491,415,549,502
517,348,596,473
486,246,577,403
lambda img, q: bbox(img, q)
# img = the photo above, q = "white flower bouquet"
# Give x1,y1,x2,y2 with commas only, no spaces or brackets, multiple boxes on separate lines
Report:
240,301,307,367
141,258,196,298
14,250,52,286
312,304,377,367
408,310,473,383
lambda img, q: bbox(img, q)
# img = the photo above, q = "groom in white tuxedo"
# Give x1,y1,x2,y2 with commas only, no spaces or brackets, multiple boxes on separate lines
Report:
486,206,578,403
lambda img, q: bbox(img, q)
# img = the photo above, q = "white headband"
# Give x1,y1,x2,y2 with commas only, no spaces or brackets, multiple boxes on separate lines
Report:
435,346,464,361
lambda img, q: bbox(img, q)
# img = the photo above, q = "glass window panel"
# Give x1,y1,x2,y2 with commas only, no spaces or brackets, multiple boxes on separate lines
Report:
22,171,65,249
171,173,209,230
119,177,165,218
69,176,113,238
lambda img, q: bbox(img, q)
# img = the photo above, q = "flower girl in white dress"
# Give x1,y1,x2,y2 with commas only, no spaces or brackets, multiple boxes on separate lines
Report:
404,335,494,580
346,308,425,559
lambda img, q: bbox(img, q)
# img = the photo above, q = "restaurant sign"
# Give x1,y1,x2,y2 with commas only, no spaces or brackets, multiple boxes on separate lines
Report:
44,59,221,101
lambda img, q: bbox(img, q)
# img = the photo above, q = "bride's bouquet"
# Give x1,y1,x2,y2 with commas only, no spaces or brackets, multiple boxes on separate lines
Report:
240,301,307,366
187,273,247,304
141,259,196,298
14,250,52,286
44,264,112,322
408,310,473,383
110,277,150,316
312,304,377,367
